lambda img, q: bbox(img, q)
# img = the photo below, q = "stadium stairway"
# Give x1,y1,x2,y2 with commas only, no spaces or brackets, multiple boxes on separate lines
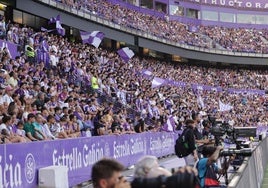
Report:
262,165,268,188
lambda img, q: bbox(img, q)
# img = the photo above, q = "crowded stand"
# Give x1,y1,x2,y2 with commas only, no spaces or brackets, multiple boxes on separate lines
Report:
0,16,267,145
56,0,268,53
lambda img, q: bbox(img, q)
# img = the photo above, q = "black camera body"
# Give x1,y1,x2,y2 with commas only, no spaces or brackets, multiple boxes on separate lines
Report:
131,171,199,188
211,121,233,137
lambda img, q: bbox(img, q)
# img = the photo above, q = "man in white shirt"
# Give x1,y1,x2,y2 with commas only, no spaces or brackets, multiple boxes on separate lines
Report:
49,51,58,68
0,85,6,105
2,86,14,106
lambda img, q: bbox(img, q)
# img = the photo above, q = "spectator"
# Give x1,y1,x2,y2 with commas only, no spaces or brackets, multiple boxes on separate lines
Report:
91,158,131,188
196,146,231,188
0,115,26,143
2,86,14,107
46,114,69,139
24,113,43,141
134,155,172,178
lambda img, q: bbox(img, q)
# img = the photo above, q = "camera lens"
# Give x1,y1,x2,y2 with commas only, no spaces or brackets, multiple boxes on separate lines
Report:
131,172,198,188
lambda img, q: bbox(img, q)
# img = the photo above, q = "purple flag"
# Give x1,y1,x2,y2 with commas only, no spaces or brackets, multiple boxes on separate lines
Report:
48,15,65,36
80,31,105,48
167,79,186,87
40,27,55,33
162,116,176,132
151,77,166,88
48,15,60,24
117,47,135,62
147,102,154,118
41,40,49,52
0,40,19,59
39,39,50,65
56,17,65,36
140,69,153,78
227,88,265,95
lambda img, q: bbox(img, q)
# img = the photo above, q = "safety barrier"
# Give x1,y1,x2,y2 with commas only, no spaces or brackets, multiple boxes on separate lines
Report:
228,136,268,188
0,132,176,187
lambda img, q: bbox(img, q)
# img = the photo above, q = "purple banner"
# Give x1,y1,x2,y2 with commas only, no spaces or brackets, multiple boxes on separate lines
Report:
0,132,176,187
192,84,223,92
167,79,186,87
227,88,265,95
0,40,19,59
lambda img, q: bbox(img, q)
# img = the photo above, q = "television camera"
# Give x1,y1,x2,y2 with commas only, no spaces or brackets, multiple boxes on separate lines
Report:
210,119,257,156
208,119,257,185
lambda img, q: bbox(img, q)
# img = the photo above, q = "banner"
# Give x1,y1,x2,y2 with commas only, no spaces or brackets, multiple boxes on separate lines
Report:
0,40,19,59
181,0,268,9
192,84,223,92
227,88,265,95
152,77,166,88
0,132,176,187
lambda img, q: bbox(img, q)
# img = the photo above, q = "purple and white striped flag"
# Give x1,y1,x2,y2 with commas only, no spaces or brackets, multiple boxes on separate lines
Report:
56,17,65,36
117,47,134,62
41,40,49,52
48,15,59,24
80,31,105,48
162,116,176,132
151,77,166,88
48,15,65,36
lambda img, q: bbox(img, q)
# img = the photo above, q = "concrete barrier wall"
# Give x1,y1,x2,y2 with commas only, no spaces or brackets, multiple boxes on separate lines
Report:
228,137,268,188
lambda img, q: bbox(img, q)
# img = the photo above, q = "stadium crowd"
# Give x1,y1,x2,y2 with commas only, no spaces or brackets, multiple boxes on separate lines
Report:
57,0,268,53
0,12,267,144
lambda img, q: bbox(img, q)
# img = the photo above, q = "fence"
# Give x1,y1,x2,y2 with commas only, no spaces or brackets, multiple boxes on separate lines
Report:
228,136,268,188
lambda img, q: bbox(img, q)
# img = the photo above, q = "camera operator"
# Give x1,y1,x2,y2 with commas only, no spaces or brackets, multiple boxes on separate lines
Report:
183,119,199,166
197,146,232,188
91,158,131,188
